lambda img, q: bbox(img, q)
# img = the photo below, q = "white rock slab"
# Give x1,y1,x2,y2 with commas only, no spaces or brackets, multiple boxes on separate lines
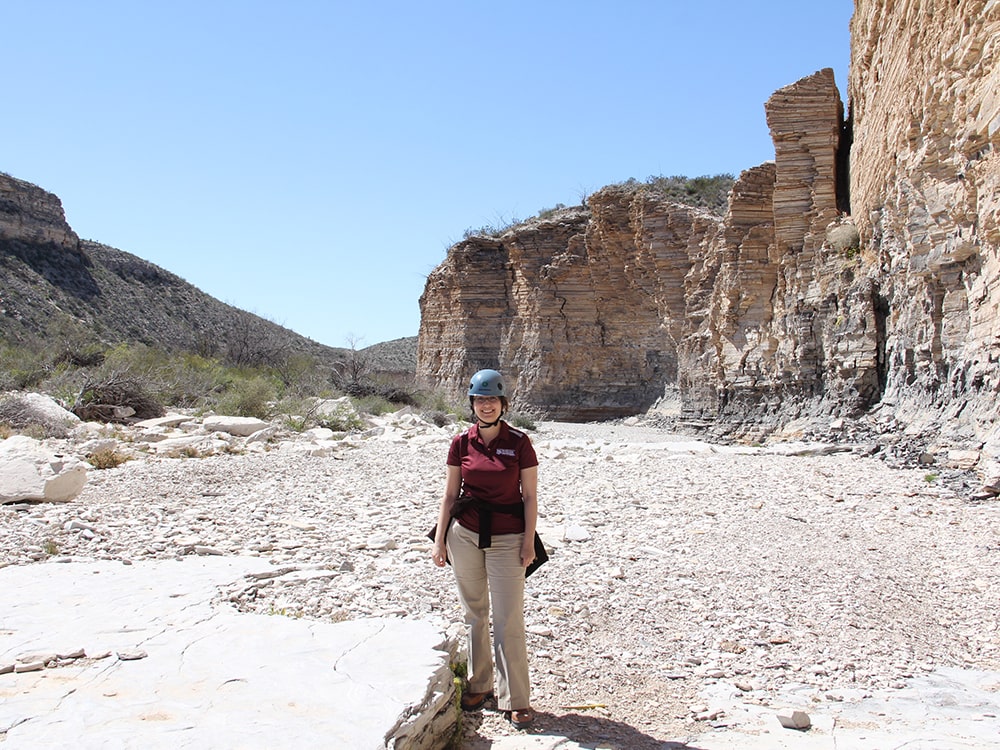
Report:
0,557,454,749
2,392,80,428
0,435,88,504
132,414,192,429
692,669,1000,749
202,416,271,437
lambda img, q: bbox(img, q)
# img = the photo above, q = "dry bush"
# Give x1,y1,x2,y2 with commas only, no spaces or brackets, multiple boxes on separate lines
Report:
72,374,165,423
0,393,75,437
86,448,130,469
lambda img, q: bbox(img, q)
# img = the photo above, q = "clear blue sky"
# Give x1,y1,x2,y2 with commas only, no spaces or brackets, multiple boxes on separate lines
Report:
4,1,853,349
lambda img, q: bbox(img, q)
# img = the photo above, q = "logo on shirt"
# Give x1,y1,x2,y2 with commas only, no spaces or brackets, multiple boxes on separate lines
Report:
496,448,516,457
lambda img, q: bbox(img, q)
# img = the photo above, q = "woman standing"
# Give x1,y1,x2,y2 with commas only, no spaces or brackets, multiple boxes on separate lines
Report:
431,369,538,729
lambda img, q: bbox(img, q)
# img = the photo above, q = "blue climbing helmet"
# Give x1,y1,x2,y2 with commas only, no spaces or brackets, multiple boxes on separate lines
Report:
468,369,505,398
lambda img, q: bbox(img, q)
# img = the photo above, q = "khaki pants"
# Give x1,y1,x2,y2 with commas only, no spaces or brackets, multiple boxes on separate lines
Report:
446,519,530,711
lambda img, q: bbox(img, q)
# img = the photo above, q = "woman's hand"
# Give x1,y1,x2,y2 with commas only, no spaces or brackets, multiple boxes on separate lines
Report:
431,542,447,567
520,537,536,568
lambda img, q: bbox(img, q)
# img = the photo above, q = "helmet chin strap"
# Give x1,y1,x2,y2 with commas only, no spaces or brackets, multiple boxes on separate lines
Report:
477,410,504,429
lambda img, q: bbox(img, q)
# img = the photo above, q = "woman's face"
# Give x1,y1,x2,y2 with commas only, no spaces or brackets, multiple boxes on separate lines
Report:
472,396,501,422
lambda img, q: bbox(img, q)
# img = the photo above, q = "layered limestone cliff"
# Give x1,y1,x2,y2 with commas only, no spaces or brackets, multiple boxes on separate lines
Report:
418,0,1000,466
418,198,722,421
418,70,863,431
848,0,1000,440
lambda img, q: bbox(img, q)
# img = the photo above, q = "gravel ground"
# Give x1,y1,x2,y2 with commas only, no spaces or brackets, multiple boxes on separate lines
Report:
3,418,999,748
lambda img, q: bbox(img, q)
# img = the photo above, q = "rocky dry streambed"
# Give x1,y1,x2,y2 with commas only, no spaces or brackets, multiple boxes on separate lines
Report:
2,410,1000,748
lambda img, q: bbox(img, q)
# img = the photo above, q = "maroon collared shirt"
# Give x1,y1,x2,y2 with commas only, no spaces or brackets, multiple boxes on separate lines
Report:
448,421,538,535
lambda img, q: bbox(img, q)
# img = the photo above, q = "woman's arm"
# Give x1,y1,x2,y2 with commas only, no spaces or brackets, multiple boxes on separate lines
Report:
431,465,462,567
519,465,538,567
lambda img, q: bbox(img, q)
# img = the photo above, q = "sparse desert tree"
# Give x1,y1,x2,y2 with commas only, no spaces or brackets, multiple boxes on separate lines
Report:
224,312,293,370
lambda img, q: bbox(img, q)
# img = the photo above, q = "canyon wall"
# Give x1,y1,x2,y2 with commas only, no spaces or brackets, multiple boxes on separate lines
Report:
418,1,1000,457
418,70,872,432
848,0,1000,437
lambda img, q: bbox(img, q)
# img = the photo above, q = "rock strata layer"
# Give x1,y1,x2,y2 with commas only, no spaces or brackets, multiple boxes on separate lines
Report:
418,2,1000,462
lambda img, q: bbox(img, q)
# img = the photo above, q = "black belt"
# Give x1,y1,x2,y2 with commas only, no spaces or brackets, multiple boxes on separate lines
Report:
454,496,524,549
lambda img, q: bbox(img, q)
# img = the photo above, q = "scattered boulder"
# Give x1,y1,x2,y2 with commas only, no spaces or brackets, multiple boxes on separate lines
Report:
203,416,271,437
945,449,980,470
0,392,80,437
0,435,88,504
777,709,812,730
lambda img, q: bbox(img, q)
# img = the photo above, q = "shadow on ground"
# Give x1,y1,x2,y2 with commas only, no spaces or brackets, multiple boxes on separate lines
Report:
461,708,708,749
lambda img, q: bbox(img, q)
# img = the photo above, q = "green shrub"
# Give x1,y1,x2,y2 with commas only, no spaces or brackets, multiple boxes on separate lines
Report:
273,395,320,432
316,404,364,432
156,353,232,409
214,375,279,419
352,395,395,416
508,411,537,431
0,343,52,390
419,389,466,420
635,173,735,215
535,203,568,220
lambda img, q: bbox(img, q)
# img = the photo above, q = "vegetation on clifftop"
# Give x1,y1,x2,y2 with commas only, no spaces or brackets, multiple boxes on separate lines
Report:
633,173,735,215
461,173,735,239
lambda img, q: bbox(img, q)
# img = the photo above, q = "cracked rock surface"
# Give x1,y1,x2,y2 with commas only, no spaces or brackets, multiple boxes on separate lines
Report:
2,415,999,748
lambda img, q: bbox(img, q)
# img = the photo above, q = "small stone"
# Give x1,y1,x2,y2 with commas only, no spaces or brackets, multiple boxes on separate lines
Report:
117,650,148,661
20,652,57,664
563,524,590,542
193,545,224,556
281,519,317,531
14,661,46,673
64,519,98,533
777,709,811,730
365,535,397,551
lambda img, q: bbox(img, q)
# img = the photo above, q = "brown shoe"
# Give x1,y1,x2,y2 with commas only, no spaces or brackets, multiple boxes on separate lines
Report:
510,708,535,729
460,690,493,711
